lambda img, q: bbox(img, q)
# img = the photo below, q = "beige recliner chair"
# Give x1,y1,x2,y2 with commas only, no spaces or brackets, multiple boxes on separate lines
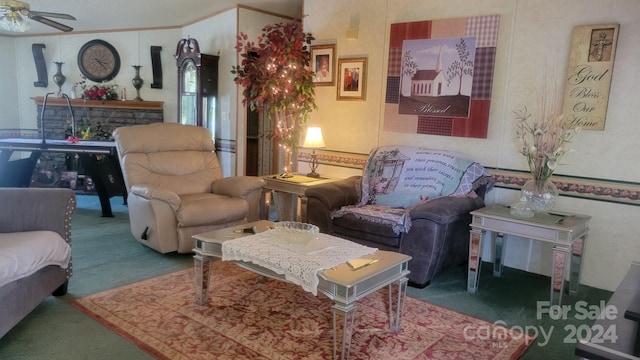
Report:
113,123,265,253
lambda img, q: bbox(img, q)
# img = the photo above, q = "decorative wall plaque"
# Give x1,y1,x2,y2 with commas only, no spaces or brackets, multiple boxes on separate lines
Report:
31,43,47,87
383,15,500,139
562,24,619,131
150,46,163,89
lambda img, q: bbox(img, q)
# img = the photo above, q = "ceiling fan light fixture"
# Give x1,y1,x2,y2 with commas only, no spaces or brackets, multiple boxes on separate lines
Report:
0,11,30,32
0,1,75,33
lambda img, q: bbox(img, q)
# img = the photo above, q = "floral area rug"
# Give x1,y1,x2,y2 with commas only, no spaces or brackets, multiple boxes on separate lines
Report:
72,261,534,359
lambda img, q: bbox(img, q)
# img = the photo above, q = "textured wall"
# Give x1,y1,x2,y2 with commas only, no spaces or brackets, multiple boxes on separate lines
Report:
303,0,640,291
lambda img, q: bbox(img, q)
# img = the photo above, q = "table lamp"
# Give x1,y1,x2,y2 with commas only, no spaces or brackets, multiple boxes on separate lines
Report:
302,126,326,178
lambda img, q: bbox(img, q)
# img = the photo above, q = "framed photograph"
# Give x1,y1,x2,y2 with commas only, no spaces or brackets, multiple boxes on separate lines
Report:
60,171,78,190
310,44,336,86
337,57,367,101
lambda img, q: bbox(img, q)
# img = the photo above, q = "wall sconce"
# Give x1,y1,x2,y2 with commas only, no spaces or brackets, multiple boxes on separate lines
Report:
346,14,359,40
302,126,326,178
346,27,358,40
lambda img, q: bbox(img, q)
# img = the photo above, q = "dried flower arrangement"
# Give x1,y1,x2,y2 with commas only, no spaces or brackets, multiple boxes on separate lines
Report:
515,102,580,184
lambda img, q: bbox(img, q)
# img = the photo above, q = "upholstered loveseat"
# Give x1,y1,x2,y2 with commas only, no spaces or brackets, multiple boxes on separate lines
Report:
0,188,76,338
305,146,492,288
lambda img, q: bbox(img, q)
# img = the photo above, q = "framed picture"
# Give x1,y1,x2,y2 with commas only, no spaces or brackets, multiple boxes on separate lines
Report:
337,57,367,101
384,15,500,138
60,171,78,190
310,44,336,86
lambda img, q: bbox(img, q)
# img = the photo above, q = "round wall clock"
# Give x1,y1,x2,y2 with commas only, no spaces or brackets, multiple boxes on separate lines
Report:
77,39,121,82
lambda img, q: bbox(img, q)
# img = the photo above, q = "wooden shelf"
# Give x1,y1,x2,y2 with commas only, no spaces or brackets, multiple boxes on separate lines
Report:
32,96,163,110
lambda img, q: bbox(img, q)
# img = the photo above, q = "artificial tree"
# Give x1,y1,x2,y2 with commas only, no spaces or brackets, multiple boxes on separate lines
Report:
232,22,317,177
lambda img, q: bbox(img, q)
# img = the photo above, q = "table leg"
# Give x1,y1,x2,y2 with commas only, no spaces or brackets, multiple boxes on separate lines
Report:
388,278,408,332
551,244,571,306
261,189,272,220
0,149,11,164
467,228,484,293
299,194,307,223
80,154,127,217
493,232,506,277
272,191,296,221
332,302,357,360
294,194,301,222
193,253,212,305
0,150,40,187
569,235,586,295
92,175,114,217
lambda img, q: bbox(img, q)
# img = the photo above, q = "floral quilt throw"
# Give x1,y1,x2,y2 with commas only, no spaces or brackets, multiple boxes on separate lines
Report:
332,146,491,233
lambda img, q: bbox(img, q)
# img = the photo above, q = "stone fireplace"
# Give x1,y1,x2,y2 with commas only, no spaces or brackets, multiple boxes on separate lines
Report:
33,96,164,140
30,96,164,188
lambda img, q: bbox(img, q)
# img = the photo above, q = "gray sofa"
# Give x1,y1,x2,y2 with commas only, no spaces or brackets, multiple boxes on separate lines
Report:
304,146,491,288
0,188,76,338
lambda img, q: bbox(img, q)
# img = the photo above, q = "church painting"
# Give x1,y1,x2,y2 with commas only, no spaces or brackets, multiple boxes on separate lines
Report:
398,37,476,118
384,15,501,139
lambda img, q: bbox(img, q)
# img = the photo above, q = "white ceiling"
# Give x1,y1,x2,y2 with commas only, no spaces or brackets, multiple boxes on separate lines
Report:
1,0,303,36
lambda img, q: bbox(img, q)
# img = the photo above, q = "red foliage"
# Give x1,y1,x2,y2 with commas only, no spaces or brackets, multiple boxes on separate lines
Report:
231,22,317,150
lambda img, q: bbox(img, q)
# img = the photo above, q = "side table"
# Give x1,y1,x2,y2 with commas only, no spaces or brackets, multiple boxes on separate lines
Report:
262,174,339,222
467,204,591,306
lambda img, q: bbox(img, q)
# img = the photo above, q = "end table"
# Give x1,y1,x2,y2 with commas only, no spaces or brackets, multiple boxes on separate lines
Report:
467,204,591,306
262,174,339,222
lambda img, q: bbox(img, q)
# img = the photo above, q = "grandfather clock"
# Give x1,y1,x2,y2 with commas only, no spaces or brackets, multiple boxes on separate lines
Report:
175,38,219,130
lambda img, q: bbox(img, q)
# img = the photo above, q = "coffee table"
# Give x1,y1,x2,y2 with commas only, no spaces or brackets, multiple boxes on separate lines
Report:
192,220,411,360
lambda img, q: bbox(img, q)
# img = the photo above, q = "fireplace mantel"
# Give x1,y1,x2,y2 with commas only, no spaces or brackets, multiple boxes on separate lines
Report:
30,95,165,189
32,95,164,142
32,96,163,110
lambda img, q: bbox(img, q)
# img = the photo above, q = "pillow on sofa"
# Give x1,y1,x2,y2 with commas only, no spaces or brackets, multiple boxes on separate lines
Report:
358,146,490,208
0,231,71,288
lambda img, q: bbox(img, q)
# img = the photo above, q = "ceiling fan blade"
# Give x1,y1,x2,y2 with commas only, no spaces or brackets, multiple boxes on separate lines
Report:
30,15,73,32
29,10,75,20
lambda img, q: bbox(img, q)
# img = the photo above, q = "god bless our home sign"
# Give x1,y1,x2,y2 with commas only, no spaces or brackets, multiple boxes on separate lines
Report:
562,24,619,131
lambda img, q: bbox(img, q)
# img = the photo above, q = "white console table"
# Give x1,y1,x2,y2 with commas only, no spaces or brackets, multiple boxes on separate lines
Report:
467,204,591,306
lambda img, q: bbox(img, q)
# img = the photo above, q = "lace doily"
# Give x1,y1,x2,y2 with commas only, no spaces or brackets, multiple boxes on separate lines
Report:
221,229,377,295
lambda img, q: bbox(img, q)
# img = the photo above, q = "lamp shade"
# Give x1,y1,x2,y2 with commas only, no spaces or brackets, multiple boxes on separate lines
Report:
302,127,326,148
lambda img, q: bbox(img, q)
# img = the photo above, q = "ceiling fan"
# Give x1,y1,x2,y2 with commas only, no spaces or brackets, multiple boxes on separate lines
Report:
0,0,75,33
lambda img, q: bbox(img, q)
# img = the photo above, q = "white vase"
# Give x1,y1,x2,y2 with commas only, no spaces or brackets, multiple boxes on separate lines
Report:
521,179,559,212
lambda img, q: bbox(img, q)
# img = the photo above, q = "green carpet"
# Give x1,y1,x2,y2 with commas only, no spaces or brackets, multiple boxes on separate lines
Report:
0,195,611,359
